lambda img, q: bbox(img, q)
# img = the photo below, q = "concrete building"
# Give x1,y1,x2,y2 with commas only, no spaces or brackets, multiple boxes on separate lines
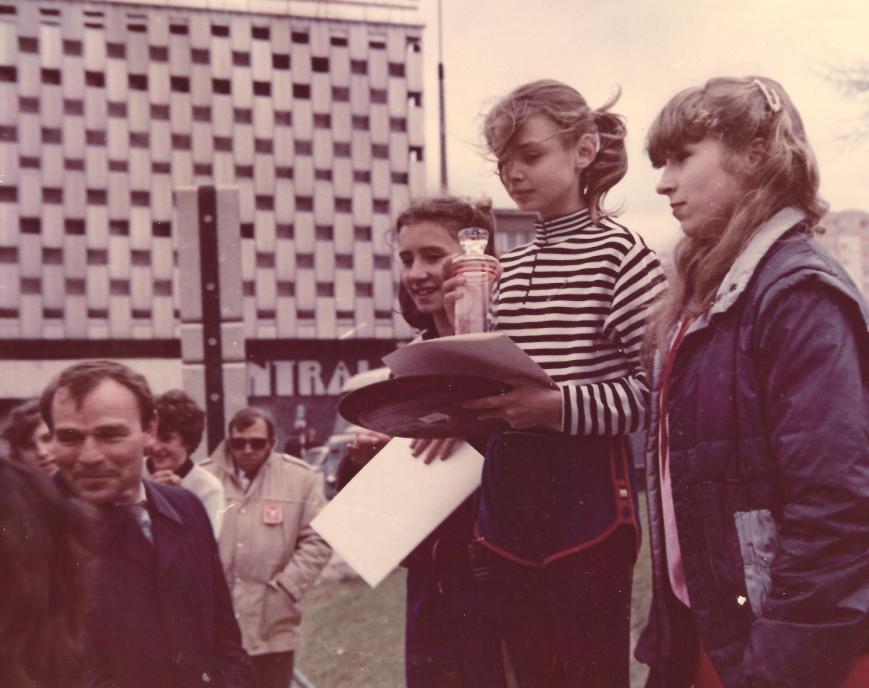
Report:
0,0,536,445
0,0,425,440
818,209,869,297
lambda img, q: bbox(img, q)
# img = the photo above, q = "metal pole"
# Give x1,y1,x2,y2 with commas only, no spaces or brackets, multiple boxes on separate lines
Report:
437,0,448,192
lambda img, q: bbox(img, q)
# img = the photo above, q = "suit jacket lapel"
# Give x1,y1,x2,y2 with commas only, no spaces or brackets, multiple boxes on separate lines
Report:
145,483,186,577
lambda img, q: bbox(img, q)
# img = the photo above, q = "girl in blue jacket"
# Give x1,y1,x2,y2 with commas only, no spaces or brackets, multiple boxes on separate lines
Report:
637,76,869,688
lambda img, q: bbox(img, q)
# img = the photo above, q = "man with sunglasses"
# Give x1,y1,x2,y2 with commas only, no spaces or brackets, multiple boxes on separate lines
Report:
203,407,331,688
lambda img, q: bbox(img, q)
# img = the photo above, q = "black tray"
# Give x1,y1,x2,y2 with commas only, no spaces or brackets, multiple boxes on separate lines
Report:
338,374,511,439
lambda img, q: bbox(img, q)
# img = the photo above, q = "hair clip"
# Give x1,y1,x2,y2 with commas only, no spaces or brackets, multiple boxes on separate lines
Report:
752,79,782,113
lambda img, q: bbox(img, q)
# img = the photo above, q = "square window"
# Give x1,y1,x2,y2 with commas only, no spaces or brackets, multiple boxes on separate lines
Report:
295,140,313,155
42,128,62,144
312,56,329,72
64,99,84,115
212,79,231,95
332,86,349,102
232,51,249,67
0,66,16,82
130,132,149,147
314,113,331,128
353,170,371,183
252,25,270,40
291,31,309,44
273,54,290,70
108,101,127,117
19,97,38,113
109,219,129,235
41,68,61,85
255,139,273,154
233,108,252,124
19,36,38,53
275,111,292,126
352,115,369,130
63,40,82,56
21,217,41,233
388,62,405,77
211,24,229,37
151,104,170,120
85,71,105,88
169,23,188,35
315,169,332,181
65,219,86,234
152,221,172,237
293,84,310,99
192,48,210,64
128,74,148,90
351,60,367,75
276,224,293,239
44,188,63,203
149,45,168,61
87,189,108,205
107,43,125,59
253,81,271,97
171,76,190,92
370,89,387,104
84,129,104,148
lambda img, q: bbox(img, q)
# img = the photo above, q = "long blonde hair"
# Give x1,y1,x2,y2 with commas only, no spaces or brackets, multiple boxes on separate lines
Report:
646,76,827,346
483,79,627,223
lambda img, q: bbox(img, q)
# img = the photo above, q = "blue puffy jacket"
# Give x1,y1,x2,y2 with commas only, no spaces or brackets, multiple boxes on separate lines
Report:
636,208,869,687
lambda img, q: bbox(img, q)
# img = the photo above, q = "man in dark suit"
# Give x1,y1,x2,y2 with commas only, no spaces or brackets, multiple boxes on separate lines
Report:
42,360,255,688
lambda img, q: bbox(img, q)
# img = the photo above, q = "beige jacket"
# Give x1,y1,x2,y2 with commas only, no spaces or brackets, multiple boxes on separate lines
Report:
202,443,331,655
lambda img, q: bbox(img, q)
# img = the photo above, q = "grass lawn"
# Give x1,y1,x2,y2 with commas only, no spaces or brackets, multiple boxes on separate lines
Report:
298,496,653,687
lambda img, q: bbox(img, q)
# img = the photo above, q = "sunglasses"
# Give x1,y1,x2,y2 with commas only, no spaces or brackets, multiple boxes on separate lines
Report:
229,437,270,451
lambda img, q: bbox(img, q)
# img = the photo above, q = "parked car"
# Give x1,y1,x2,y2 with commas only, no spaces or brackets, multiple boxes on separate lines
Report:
318,367,390,499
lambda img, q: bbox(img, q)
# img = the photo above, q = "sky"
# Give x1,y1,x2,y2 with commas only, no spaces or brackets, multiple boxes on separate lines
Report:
415,0,869,252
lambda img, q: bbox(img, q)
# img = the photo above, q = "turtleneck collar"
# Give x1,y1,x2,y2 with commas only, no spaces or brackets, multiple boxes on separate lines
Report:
534,208,593,246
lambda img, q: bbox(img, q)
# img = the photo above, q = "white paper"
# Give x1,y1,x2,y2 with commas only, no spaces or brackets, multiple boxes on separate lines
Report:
310,437,484,587
383,332,554,387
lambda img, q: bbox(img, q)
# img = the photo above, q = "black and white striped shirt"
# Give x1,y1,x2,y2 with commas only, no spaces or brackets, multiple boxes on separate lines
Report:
495,209,666,436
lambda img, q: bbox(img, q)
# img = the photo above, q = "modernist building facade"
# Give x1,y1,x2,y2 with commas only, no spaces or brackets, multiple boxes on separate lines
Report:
0,0,438,443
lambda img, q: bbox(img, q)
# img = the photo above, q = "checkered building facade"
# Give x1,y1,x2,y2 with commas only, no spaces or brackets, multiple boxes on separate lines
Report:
0,0,424,343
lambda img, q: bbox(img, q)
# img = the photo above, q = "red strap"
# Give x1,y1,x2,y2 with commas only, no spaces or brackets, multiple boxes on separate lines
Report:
659,317,694,473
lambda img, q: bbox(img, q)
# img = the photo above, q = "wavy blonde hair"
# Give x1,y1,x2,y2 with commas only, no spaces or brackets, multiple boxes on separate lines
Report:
646,76,828,346
483,79,627,223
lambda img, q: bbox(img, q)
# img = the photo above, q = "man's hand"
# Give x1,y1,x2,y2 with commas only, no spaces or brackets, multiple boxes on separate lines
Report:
409,437,463,464
150,468,182,486
463,378,562,431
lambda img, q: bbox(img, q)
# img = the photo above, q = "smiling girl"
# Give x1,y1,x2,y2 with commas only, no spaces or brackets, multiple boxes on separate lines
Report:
451,79,666,687
636,76,869,688
348,196,507,687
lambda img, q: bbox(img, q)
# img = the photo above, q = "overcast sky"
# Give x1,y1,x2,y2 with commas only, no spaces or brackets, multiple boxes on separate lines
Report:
416,0,869,251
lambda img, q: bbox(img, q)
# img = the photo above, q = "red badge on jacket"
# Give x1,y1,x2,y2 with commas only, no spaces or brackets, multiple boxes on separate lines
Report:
262,501,283,525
